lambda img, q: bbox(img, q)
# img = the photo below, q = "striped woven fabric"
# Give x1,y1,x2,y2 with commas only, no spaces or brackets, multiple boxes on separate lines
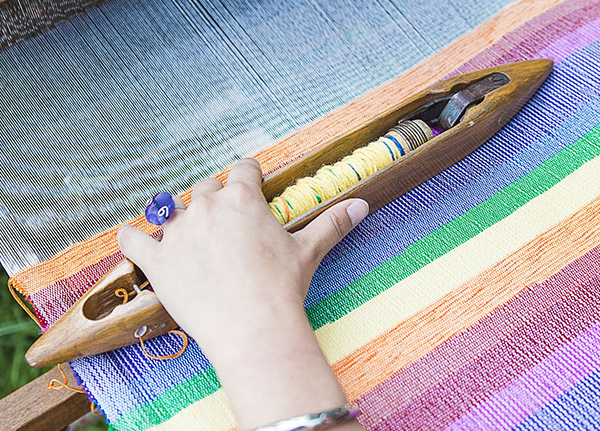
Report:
7,0,600,429
0,0,517,275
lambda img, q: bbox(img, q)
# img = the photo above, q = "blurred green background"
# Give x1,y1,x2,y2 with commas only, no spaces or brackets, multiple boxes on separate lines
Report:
1,264,108,430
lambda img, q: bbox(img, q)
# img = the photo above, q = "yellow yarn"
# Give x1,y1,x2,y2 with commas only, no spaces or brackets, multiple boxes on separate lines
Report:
268,119,434,225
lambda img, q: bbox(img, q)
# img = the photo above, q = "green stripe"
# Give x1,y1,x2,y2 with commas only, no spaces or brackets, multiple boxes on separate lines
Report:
110,368,220,430
306,126,600,328
114,125,600,430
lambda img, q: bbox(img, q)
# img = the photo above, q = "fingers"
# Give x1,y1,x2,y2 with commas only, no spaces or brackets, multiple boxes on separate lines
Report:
160,194,187,232
295,199,369,263
173,194,186,209
226,158,263,189
117,225,160,270
192,178,223,200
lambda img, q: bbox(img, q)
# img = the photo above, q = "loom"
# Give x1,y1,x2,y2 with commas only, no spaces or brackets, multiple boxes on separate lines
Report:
23,60,551,368
2,0,600,431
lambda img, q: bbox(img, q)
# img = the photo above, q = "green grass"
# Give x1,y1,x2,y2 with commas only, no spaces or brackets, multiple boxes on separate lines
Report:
0,264,108,430
0,265,51,397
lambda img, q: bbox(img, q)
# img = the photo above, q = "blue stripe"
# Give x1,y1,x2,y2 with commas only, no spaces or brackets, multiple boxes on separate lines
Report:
380,138,397,161
513,368,600,430
72,333,211,418
347,163,362,181
305,40,600,307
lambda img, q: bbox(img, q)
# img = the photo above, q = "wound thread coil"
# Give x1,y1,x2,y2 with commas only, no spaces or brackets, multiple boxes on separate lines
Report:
269,119,434,224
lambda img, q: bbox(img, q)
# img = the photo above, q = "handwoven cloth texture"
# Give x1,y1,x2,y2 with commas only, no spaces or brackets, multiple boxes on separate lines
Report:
0,0,515,275
5,0,600,430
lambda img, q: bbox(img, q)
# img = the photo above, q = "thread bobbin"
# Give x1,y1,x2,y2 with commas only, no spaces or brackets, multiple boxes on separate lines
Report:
388,119,434,151
268,119,435,225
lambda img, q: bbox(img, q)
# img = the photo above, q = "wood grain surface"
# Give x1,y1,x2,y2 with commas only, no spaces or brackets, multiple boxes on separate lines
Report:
24,59,552,370
0,363,90,431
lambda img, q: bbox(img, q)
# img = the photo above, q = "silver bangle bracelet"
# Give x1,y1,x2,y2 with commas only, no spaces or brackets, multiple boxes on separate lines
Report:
251,403,360,431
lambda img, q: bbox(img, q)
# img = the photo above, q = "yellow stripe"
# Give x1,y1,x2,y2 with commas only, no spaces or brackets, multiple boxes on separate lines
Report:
146,389,235,431
314,153,600,364
143,141,599,431
123,1,570,428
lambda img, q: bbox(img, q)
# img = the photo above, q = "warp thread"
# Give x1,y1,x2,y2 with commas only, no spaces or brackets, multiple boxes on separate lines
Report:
269,119,434,224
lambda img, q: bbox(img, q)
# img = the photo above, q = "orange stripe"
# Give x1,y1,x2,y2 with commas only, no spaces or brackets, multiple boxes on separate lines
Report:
9,0,565,296
333,194,600,401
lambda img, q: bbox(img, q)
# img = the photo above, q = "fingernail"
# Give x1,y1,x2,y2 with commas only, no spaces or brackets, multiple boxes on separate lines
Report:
346,200,369,226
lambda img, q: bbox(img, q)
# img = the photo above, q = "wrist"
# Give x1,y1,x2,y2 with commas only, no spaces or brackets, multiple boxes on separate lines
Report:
250,403,361,431
185,290,307,356
200,298,306,359
200,300,348,430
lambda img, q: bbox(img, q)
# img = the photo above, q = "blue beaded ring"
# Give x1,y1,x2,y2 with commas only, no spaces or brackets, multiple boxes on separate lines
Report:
145,192,185,226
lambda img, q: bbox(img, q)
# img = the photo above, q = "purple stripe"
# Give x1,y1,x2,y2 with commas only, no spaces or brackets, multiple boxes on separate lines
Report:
446,320,600,430
356,244,600,430
534,18,600,63
452,0,600,75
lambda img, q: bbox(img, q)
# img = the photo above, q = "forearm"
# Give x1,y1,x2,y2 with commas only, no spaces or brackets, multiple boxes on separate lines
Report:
118,159,368,430
198,300,363,431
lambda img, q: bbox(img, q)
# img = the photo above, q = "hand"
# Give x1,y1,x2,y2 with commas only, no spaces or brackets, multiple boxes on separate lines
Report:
118,158,368,430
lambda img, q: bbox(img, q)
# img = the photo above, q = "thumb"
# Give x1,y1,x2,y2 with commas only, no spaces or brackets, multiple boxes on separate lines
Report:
295,199,369,263
117,225,160,271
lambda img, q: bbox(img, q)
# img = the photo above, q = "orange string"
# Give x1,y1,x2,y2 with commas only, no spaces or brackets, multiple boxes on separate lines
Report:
90,401,102,416
282,197,291,223
115,281,186,360
47,363,85,393
114,288,129,304
137,329,188,360
8,281,42,328
115,280,150,305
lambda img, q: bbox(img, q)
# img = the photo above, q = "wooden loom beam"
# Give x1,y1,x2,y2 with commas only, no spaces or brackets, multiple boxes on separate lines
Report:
0,59,552,430
0,363,91,431
0,0,567,428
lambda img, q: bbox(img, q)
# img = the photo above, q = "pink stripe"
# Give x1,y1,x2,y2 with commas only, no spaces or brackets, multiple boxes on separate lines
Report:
533,18,600,63
446,320,600,431
356,245,600,430
31,231,161,330
452,0,600,75
30,252,124,329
